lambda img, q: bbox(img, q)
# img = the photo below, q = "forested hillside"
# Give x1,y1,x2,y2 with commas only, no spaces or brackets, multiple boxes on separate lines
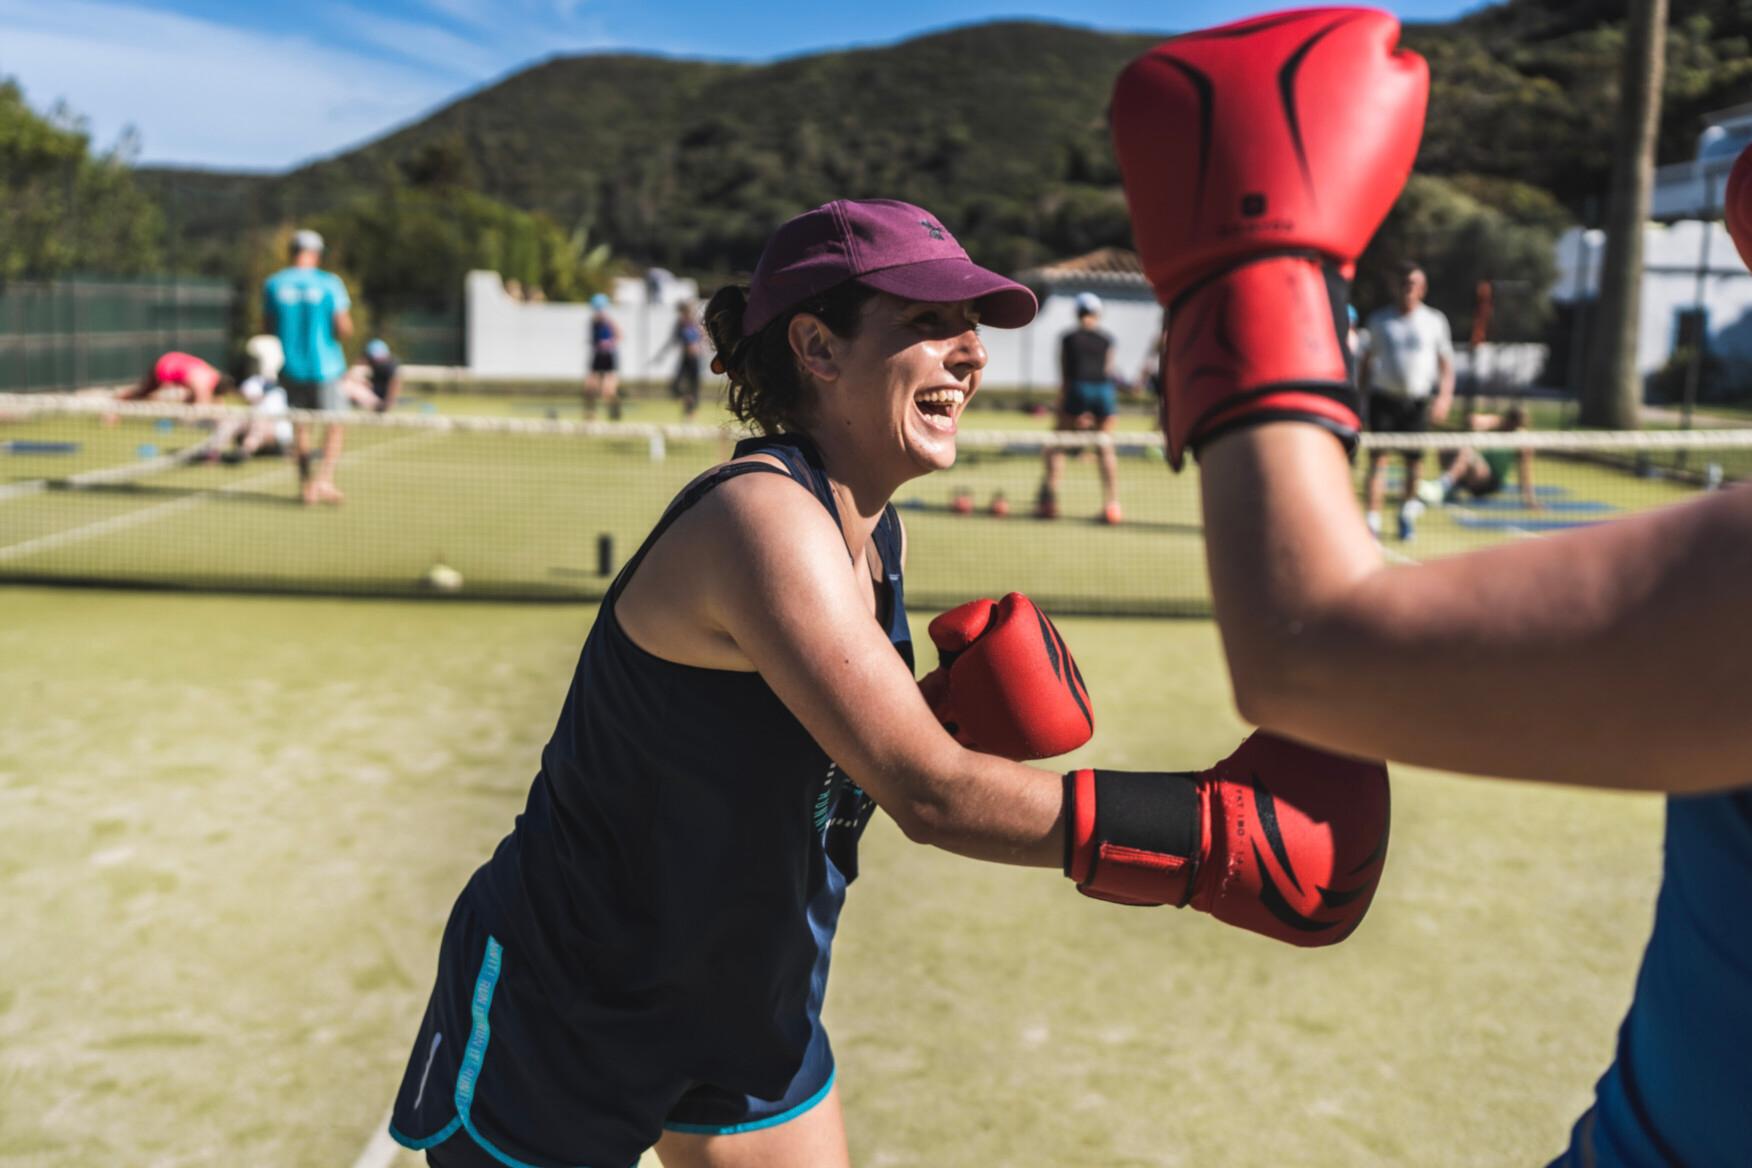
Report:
18,1,1748,341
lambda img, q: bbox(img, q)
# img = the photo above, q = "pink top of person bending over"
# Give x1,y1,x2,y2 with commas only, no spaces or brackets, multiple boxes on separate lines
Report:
153,352,218,393
117,351,225,404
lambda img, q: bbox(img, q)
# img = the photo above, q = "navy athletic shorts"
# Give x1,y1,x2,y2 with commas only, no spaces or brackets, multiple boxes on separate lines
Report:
1365,391,1429,435
389,895,838,1168
1060,380,1117,422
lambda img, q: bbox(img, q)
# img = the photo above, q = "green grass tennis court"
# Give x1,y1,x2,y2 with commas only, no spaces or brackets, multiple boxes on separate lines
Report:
0,586,1663,1167
0,397,1716,617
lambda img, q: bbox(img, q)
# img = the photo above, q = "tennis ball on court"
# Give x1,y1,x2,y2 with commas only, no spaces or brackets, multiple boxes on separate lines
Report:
425,563,464,592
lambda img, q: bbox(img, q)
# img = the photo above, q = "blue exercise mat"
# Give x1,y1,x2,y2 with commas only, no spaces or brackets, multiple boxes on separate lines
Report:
0,440,81,455
1460,497,1614,513
1452,515,1608,532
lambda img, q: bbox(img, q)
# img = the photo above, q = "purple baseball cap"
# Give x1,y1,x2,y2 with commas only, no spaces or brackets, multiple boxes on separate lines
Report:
742,199,1038,336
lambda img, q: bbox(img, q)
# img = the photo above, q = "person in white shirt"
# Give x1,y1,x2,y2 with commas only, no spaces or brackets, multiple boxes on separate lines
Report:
1360,261,1454,541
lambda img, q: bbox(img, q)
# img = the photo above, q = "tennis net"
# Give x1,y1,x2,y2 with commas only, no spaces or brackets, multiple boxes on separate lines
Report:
2,393,1745,617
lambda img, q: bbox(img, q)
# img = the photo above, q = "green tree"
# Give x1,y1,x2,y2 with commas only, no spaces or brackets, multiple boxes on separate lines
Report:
1357,174,1564,343
0,80,162,279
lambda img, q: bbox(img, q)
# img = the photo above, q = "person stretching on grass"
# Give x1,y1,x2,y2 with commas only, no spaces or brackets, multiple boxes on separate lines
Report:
389,198,1391,1168
1110,12,1752,1165
117,351,229,404
342,338,402,413
1417,405,1540,512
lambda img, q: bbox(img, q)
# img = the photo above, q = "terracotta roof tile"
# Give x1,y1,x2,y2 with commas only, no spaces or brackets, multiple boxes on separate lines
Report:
1018,247,1147,287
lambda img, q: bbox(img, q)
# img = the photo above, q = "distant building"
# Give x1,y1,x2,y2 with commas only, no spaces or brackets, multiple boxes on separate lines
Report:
991,248,1162,391
1554,221,1752,391
1651,103,1752,221
1555,105,1752,395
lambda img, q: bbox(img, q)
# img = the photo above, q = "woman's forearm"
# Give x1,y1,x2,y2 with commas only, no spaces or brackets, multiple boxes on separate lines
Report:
1199,424,1752,792
883,746,1066,868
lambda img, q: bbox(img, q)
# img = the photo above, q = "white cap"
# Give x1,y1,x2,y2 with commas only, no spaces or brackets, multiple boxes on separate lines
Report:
1074,291,1103,316
291,229,325,254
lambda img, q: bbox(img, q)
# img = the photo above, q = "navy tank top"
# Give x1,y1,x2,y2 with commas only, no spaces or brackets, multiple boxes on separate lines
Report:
463,433,911,1095
591,315,616,351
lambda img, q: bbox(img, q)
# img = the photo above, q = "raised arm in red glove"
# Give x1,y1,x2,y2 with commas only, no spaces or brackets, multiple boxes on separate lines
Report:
1109,7,1428,468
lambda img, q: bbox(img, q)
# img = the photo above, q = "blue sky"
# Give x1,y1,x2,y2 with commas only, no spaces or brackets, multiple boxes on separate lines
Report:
0,0,1484,171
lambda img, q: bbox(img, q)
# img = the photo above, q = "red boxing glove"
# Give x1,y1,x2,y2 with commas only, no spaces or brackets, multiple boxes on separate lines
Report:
1110,7,1428,468
918,593,1093,761
1065,732,1389,947
1728,142,1752,272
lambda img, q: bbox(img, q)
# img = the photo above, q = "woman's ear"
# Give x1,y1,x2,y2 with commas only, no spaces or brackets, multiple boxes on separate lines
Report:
788,313,839,384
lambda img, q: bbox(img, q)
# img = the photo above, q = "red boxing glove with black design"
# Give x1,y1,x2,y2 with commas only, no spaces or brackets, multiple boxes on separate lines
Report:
918,593,1093,761
1728,142,1752,272
1064,732,1390,947
1109,7,1428,468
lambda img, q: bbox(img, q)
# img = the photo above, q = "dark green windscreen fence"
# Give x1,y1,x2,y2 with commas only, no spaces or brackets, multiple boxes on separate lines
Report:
0,276,234,392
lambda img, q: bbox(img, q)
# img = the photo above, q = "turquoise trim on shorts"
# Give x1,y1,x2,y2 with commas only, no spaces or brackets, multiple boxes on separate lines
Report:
390,1115,464,1149
456,936,503,1122
389,936,632,1168
661,1066,837,1136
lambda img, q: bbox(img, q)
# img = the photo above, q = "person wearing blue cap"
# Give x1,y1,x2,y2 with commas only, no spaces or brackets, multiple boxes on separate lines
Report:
346,338,401,413
583,291,622,420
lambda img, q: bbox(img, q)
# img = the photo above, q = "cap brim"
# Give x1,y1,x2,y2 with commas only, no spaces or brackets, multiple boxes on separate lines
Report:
857,258,1038,328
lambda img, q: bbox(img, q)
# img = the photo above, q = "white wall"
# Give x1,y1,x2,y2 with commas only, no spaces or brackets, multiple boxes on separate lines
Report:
464,270,701,381
465,270,1166,389
1651,159,1737,220
1555,222,1752,380
463,268,1566,394
980,292,1164,390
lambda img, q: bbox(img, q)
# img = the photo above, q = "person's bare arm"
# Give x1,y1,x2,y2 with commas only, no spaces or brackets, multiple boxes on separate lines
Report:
698,474,1067,865
117,371,153,401
1430,350,1455,424
333,309,355,341
1518,448,1539,510
1199,423,1752,792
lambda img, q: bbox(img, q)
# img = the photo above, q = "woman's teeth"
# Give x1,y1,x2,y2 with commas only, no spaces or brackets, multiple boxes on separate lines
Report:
916,388,965,416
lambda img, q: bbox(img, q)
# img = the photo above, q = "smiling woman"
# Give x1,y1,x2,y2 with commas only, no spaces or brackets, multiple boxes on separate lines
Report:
386,199,1080,1168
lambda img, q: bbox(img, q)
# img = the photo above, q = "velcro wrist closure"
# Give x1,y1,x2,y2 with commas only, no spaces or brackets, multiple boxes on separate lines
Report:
1191,395,1362,463
1064,769,1202,907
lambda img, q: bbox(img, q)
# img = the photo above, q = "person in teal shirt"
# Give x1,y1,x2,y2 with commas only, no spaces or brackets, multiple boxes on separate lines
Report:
264,230,354,505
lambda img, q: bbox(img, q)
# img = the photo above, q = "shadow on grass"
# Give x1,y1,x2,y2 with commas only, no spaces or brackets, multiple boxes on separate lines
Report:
48,480,302,507
897,498,1202,537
